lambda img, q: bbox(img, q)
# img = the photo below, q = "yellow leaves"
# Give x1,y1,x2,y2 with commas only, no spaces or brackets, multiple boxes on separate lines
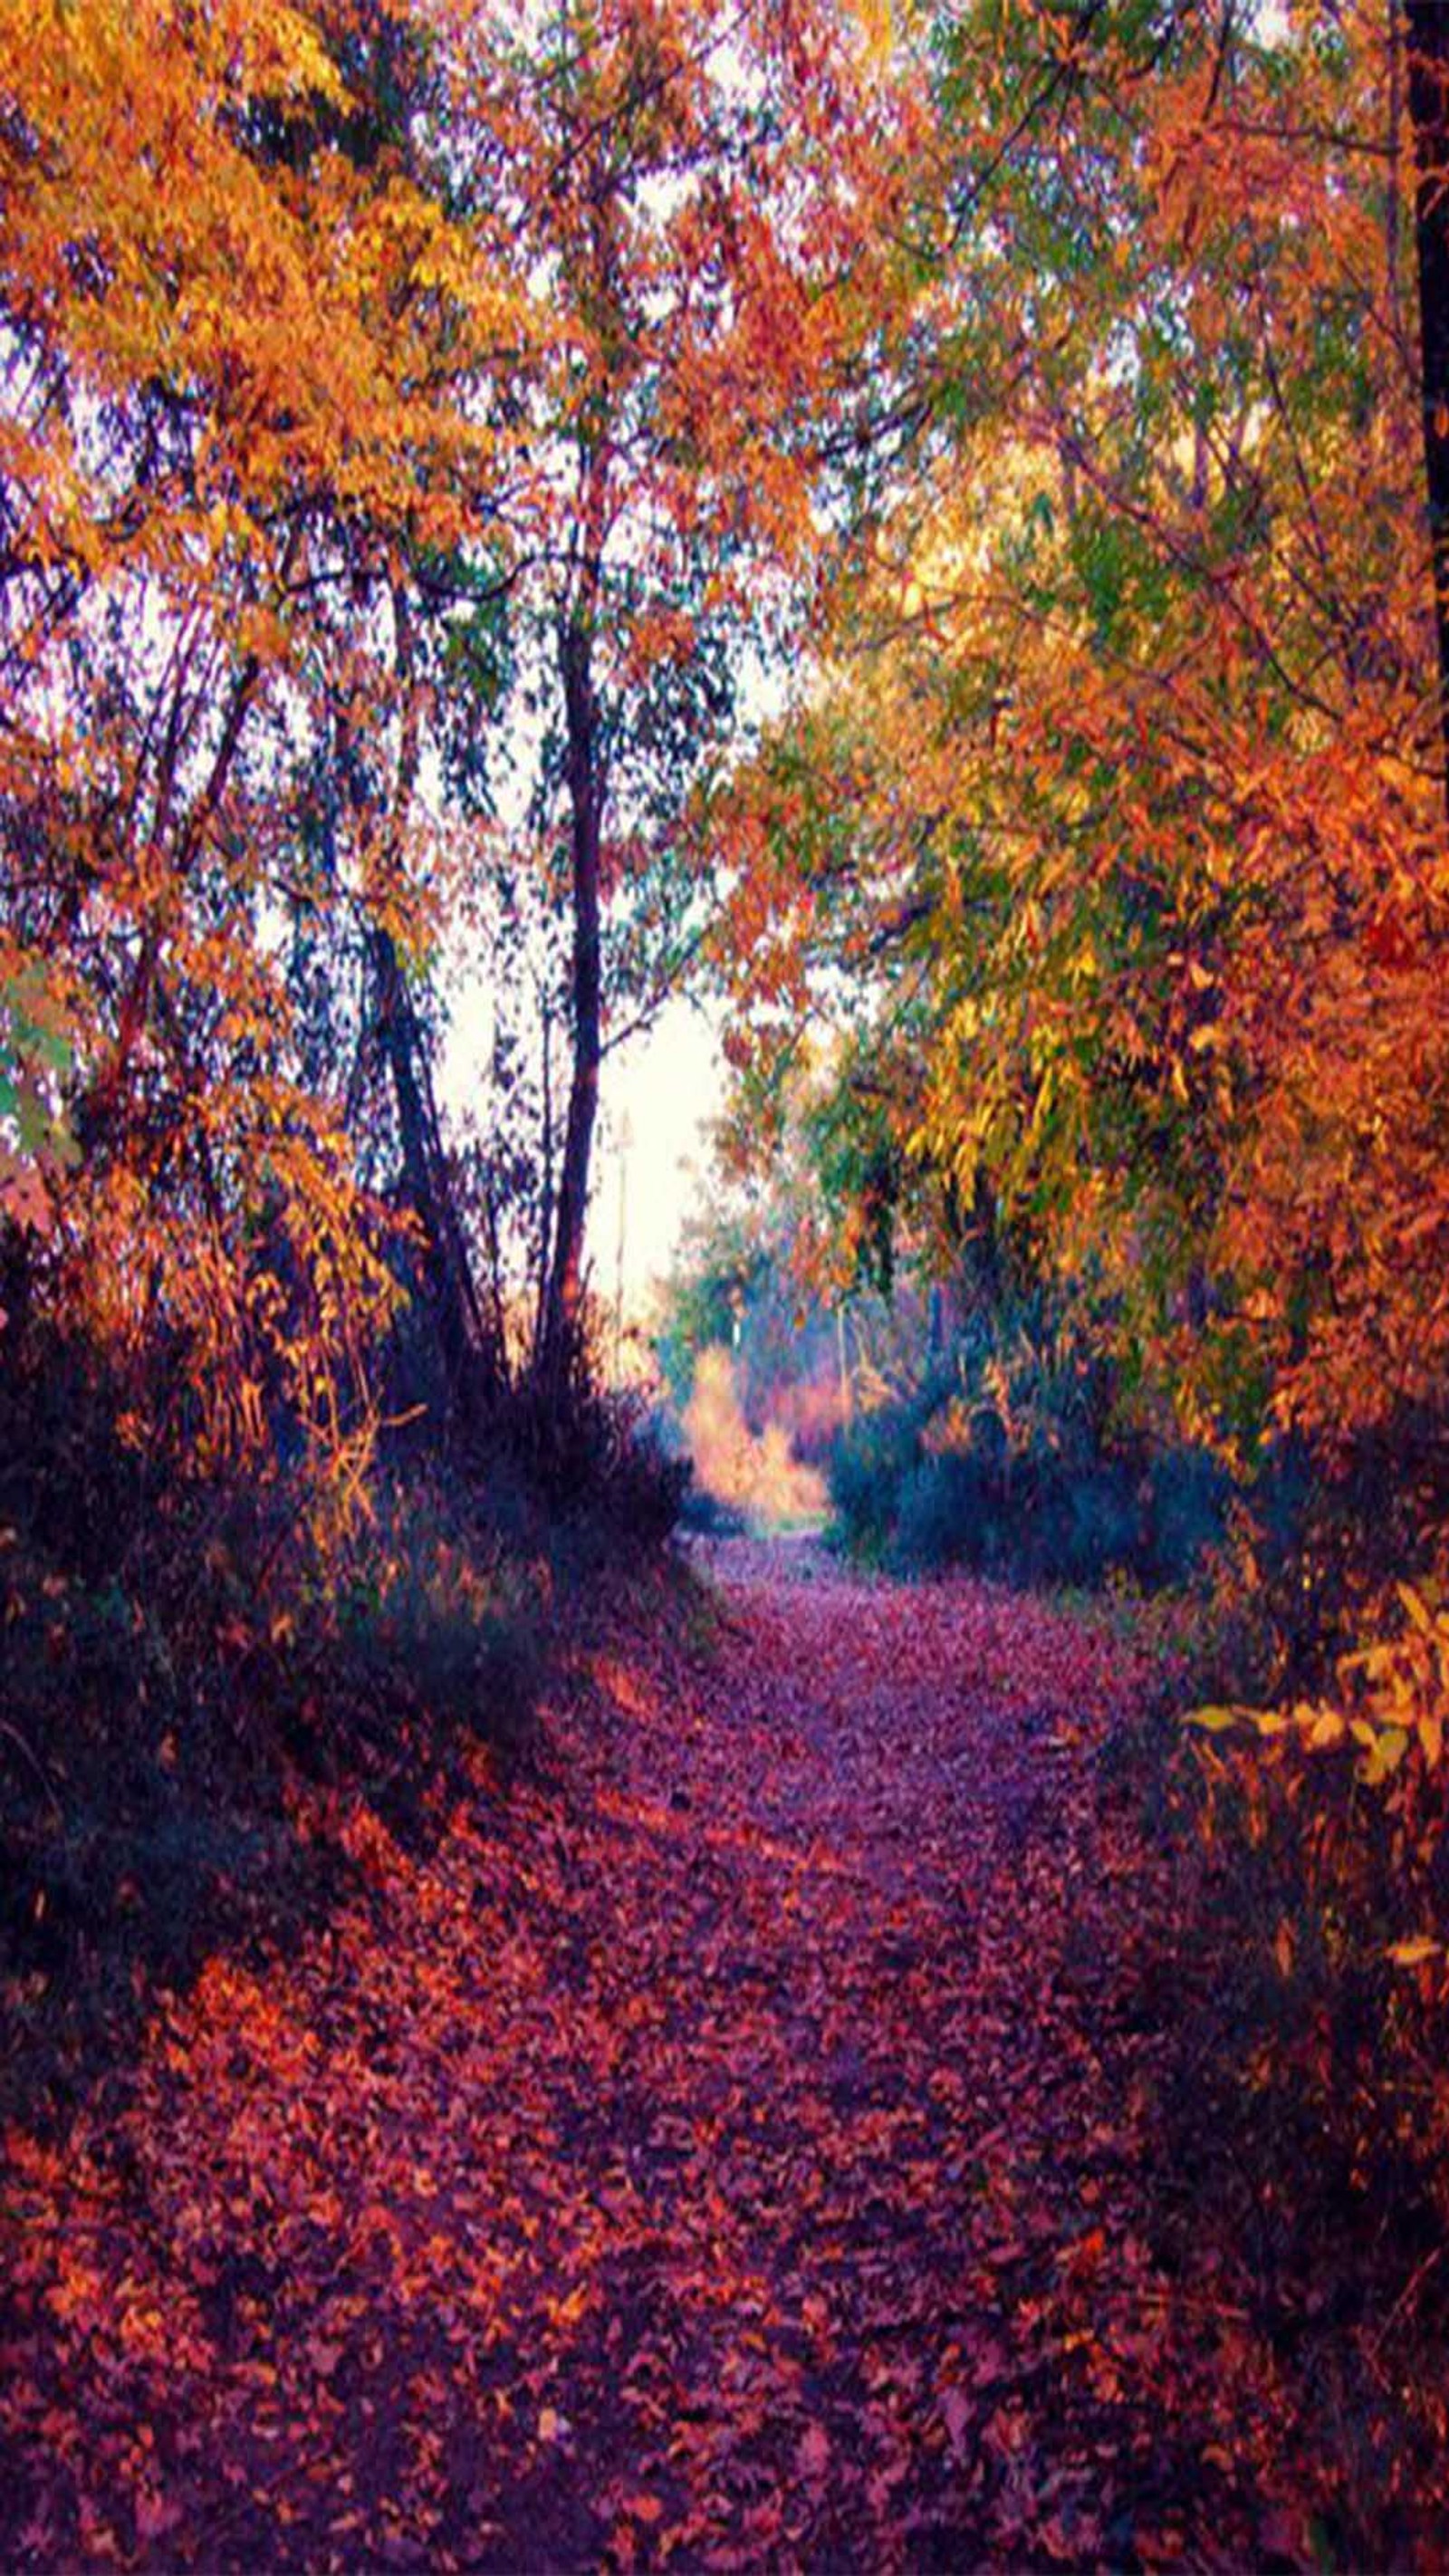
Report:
1238,1287,1279,1326
842,0,894,76
1303,1706,1344,1752
1189,1579,1449,1829
1359,1725,1409,1788
1387,1937,1441,1969
233,604,293,668
3,0,515,552
218,0,349,110
1397,1581,1436,1637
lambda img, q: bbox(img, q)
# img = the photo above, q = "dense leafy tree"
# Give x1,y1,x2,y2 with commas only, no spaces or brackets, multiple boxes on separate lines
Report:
708,0,1449,1523
0,0,527,1493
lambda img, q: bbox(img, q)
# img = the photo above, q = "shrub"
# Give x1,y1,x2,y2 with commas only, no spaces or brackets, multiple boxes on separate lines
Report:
829,1398,928,1562
1154,1567,1449,2551
890,1449,989,1573
0,1315,676,2125
1140,1442,1234,1591
676,1478,749,1537
826,1298,1231,1591
441,1327,689,1562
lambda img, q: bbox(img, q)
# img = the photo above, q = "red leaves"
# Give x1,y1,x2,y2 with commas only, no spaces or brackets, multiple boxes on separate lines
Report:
621,2488,663,2523
940,2383,974,2459
796,2420,830,2480
0,1546,1315,2567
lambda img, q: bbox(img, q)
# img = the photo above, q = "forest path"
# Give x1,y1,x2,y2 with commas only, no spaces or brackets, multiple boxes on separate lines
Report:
2,1545,1298,2569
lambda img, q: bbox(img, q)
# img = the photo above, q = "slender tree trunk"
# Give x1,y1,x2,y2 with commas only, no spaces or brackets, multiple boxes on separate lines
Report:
539,422,610,1402
369,579,495,1427
1406,0,1449,811
536,117,619,1412
1389,0,1406,361
371,927,495,1423
969,1164,1003,1310
540,606,603,1393
532,988,555,1366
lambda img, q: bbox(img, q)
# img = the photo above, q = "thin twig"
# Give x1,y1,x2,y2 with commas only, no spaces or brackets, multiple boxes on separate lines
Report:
0,1717,63,1826
1367,2242,1448,2363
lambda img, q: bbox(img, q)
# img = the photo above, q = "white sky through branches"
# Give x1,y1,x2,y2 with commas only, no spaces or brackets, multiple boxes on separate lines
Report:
603,997,724,1303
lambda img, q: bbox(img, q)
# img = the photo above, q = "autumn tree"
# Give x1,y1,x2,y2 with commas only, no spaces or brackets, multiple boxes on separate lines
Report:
0,0,532,1495
709,0,1449,1584
426,0,914,1403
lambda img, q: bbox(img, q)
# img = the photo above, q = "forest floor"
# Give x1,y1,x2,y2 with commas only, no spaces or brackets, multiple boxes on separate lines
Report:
1,1538,1334,2570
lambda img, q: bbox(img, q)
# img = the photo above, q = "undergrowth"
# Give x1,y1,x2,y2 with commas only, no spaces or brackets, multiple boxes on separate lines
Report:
826,1302,1230,1591
0,1323,685,2133
1133,1508,1449,2566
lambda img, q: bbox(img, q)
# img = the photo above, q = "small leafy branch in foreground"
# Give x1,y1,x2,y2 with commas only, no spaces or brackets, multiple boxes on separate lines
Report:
1179,1574,1449,2277
1189,1580,1449,1821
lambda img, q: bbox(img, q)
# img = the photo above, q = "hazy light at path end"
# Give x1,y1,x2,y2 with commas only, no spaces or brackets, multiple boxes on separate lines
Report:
603,1001,723,1301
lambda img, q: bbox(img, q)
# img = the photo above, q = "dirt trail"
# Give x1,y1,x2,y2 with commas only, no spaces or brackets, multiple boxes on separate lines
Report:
2,1545,1297,2569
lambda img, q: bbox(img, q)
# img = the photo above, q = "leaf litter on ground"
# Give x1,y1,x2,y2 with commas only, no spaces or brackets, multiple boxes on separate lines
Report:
1,1537,1325,2569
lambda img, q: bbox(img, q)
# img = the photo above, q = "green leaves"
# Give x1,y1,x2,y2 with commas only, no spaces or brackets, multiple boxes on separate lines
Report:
0,965,79,1232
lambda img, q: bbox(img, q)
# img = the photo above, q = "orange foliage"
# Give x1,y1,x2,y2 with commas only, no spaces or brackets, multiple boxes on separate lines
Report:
683,1345,828,1524
706,0,1449,1504
0,0,534,1496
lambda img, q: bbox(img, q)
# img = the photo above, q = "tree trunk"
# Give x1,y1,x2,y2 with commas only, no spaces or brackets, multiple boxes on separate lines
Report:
1388,0,1406,362
532,988,555,1366
369,577,496,1431
1407,0,1449,810
539,607,603,1396
372,926,496,1429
